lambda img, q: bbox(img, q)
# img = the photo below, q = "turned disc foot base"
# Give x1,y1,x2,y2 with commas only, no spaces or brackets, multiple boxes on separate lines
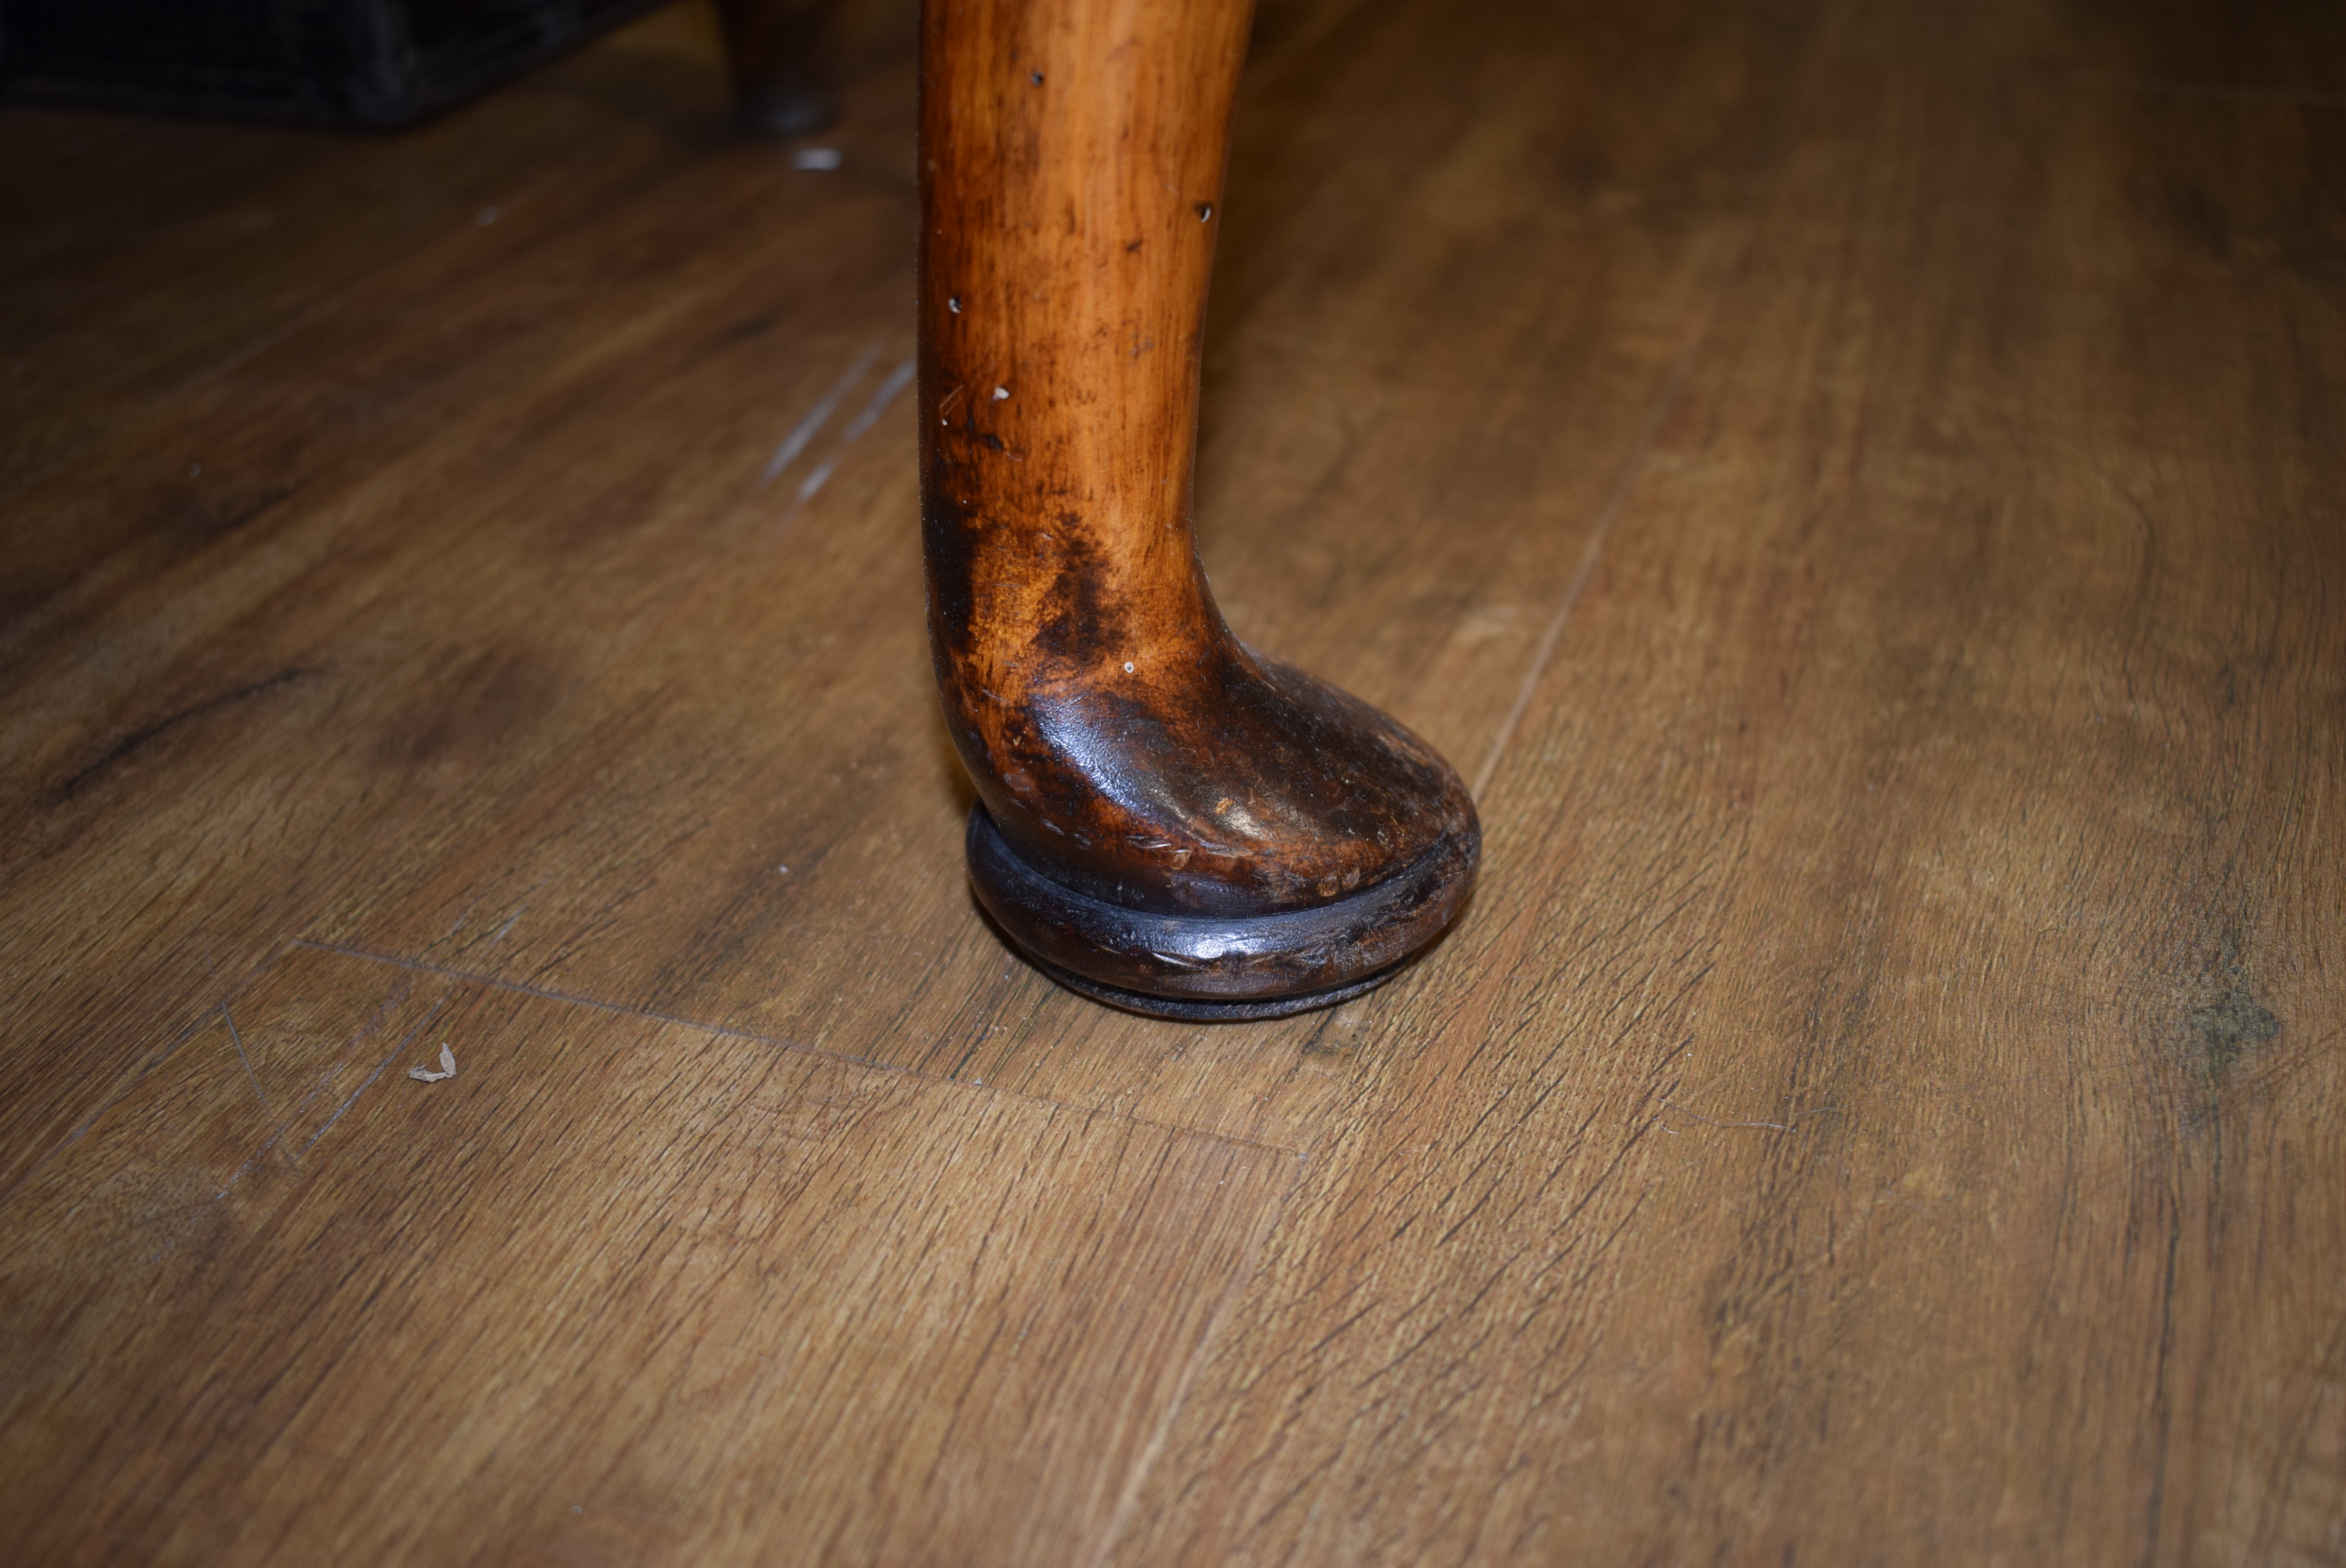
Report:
967,806,1472,1020
1025,953,1402,1021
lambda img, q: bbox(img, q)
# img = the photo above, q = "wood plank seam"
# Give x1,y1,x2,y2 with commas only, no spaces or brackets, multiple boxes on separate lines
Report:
292,936,1318,1158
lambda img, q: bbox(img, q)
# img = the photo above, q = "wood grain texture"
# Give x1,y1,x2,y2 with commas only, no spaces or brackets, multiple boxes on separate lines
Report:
2,945,1294,1563
1106,7,2346,1563
0,2,917,1198
2,0,2340,1561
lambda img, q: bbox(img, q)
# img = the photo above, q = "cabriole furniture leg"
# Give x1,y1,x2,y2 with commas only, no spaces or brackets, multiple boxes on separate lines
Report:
919,0,1480,1018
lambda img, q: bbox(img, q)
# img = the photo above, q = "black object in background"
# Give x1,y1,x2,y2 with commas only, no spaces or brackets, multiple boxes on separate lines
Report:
0,0,663,130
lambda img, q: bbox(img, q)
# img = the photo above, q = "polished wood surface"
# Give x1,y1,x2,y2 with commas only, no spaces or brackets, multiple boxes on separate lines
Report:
2,0,2340,1561
920,0,1478,1011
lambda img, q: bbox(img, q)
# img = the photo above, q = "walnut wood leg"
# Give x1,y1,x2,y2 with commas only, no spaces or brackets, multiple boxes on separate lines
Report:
918,0,1480,1018
716,0,839,138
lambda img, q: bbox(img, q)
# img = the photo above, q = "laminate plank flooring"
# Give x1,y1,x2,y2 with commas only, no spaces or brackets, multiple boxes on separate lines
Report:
2,946,1293,1563
1112,11,2346,1564
0,8,919,1195
3,0,2339,1562
0,16,745,517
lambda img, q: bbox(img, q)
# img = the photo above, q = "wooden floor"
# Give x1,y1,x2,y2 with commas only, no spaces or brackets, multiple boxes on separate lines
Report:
4,0,2342,1561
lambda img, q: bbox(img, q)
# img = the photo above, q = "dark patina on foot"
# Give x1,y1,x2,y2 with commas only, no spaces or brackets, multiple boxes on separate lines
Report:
967,799,1475,1018
917,0,1480,1015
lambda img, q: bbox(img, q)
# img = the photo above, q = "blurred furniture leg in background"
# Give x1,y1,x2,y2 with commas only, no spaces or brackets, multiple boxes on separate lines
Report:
715,0,841,137
916,0,1482,1020
0,0,661,128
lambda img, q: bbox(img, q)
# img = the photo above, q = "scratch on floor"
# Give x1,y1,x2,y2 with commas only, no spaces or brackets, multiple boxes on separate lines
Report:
222,997,302,1169
1085,1146,1311,1568
1659,1099,1839,1134
303,998,448,1156
840,358,917,444
783,356,917,515
1471,227,1760,802
759,341,881,487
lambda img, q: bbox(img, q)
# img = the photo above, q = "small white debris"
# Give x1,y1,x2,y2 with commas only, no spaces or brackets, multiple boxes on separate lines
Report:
992,386,1009,400
948,296,962,314
792,147,844,172
777,864,790,874
477,205,499,226
1123,661,1135,673
409,1043,458,1083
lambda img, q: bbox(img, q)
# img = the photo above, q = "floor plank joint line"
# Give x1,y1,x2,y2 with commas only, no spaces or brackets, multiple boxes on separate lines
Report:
291,936,1313,1157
